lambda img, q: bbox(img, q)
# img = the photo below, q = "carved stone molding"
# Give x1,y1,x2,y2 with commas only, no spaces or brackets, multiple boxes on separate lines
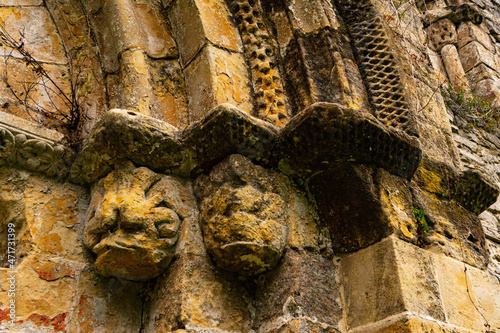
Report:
70,103,423,185
0,112,72,178
271,103,422,180
229,0,289,126
7,101,497,218
338,0,419,137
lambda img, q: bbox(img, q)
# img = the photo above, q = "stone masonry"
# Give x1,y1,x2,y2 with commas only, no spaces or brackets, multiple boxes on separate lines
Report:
1,0,500,332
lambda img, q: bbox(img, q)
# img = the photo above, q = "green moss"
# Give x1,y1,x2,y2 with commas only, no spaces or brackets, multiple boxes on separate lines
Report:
441,85,500,134
413,207,429,246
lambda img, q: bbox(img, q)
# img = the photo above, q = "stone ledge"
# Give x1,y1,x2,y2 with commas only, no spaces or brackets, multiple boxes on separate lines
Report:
452,169,500,215
182,103,278,175
69,108,184,184
69,103,422,184
422,4,483,27
5,103,498,220
349,313,480,333
270,103,422,180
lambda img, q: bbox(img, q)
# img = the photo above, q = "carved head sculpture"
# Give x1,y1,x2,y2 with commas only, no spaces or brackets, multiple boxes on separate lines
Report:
84,161,192,281
195,154,290,276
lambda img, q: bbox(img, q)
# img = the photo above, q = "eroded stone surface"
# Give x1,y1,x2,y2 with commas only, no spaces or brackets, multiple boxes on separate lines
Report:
143,254,252,332
84,161,196,280
427,18,458,52
70,109,184,183
272,103,422,180
195,154,290,276
254,250,342,331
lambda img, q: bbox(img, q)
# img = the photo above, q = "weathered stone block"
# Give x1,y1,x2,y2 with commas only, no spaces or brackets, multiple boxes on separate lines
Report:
259,317,339,333
341,237,445,329
411,182,489,269
254,250,342,331
272,103,422,180
196,0,241,52
91,0,177,73
169,0,240,66
195,155,291,276
84,162,197,281
287,187,330,253
441,44,470,91
415,121,460,167
467,63,500,84
479,210,500,242
25,176,87,260
0,0,41,4
70,109,184,184
350,314,480,333
143,254,252,332
183,104,277,175
0,7,66,64
473,78,500,103
316,164,420,252
487,241,500,275
287,0,331,34
434,255,485,332
169,0,206,66
45,0,88,52
428,48,451,86
458,21,495,51
259,1,293,56
0,169,29,268
459,41,499,73
0,255,76,328
229,0,289,126
183,45,252,122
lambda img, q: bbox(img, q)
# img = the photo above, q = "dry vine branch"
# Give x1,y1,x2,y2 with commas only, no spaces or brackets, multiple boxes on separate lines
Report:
0,22,91,150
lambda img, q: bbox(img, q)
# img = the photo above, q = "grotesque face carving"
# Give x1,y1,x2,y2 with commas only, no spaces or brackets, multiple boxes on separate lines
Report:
195,154,290,276
84,162,191,281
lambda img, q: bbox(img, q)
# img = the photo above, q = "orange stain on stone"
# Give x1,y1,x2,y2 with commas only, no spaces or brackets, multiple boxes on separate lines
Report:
32,259,76,281
0,308,9,323
25,313,68,332
38,233,63,254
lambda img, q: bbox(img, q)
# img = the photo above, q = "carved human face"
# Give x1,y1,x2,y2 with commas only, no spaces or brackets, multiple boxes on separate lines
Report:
195,155,289,276
84,162,190,281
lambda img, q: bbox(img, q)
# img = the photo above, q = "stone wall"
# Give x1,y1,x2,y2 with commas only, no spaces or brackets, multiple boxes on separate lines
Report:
1,0,500,332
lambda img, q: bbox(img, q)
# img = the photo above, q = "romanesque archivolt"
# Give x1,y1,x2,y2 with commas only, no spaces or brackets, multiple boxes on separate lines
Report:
195,154,290,276
338,0,418,137
83,161,195,281
229,0,289,127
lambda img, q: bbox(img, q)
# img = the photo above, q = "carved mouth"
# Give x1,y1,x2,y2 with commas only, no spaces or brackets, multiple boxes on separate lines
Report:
93,237,141,255
219,241,267,250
